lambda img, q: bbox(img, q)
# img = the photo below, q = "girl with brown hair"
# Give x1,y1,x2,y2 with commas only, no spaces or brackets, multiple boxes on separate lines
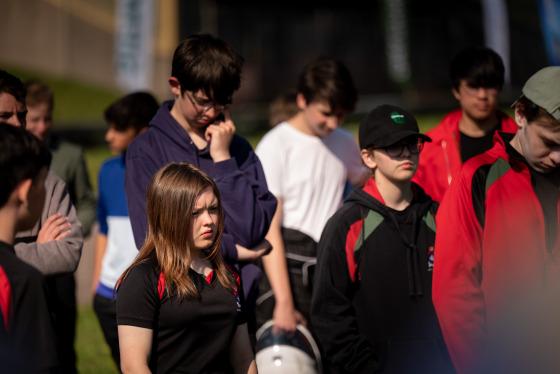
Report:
116,162,256,374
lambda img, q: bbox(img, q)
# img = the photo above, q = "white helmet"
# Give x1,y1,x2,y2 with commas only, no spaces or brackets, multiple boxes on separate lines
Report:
255,320,323,374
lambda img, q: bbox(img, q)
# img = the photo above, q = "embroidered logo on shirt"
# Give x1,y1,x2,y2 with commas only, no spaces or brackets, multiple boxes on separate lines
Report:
233,286,242,312
427,246,434,272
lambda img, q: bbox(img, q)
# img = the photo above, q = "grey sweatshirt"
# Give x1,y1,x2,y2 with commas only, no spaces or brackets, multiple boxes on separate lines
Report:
14,171,84,275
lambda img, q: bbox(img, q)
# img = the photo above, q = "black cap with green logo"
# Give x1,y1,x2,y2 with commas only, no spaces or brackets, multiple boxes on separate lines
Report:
359,104,431,149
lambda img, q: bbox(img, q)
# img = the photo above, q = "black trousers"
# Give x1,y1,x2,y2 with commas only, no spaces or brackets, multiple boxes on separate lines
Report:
93,293,120,369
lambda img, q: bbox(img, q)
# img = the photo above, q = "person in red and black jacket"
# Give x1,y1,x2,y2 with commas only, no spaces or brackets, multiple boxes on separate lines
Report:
433,67,560,374
413,46,517,202
311,105,454,374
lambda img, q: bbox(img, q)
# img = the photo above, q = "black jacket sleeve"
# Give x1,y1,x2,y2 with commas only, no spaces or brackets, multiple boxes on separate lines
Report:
310,212,380,374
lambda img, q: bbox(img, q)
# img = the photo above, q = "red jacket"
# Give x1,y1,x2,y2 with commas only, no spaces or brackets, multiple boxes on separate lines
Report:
432,132,560,373
413,109,517,202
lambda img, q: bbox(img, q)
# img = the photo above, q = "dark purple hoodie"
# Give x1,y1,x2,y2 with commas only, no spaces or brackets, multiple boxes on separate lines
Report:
124,100,277,305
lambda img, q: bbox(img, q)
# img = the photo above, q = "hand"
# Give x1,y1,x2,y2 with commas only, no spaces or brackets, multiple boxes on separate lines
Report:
37,213,71,243
272,302,306,335
235,239,272,262
205,110,235,162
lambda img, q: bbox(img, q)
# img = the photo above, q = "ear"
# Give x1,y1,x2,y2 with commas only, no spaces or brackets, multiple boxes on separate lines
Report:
168,77,182,97
296,93,307,110
361,149,376,170
15,179,32,206
514,107,528,129
452,87,461,101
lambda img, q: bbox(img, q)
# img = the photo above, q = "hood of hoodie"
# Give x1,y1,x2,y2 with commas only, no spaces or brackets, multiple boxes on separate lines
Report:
345,178,435,221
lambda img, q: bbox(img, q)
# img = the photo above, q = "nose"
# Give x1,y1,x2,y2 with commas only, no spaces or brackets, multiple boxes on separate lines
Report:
105,128,114,143
7,115,23,128
400,145,412,158
475,87,489,99
201,210,214,225
550,149,560,166
326,116,339,131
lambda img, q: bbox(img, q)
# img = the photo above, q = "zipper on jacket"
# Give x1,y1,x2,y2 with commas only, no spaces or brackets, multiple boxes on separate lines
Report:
442,140,452,186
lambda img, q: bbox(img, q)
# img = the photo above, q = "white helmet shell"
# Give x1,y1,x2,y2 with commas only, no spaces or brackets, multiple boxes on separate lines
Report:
255,320,322,374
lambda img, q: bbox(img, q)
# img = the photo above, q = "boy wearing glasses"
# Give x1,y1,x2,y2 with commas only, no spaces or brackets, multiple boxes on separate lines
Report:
124,33,277,334
413,46,517,202
311,105,453,374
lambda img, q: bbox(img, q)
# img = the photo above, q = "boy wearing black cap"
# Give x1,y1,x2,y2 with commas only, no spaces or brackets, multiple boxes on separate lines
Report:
433,66,560,374
311,105,453,373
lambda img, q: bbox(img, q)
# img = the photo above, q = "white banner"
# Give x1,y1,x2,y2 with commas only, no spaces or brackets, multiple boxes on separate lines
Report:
115,0,156,92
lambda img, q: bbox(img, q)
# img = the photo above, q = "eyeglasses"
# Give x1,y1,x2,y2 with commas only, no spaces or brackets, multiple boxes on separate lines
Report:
185,91,229,113
373,140,424,157
460,83,498,97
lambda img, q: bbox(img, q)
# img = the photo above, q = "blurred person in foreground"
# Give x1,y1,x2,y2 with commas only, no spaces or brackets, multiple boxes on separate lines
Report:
433,66,560,373
1,69,83,373
0,123,58,373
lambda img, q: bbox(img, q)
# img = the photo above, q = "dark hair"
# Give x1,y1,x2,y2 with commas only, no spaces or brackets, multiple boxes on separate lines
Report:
297,58,357,114
0,124,51,207
171,33,244,106
0,70,26,106
119,163,236,301
104,92,159,132
268,91,299,127
515,96,560,131
24,80,54,110
450,46,505,91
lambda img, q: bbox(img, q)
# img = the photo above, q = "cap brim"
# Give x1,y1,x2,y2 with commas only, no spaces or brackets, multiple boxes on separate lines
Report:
374,131,432,147
511,94,524,108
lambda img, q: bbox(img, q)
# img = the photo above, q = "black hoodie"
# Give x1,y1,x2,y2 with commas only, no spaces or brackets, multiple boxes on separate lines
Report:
311,179,453,374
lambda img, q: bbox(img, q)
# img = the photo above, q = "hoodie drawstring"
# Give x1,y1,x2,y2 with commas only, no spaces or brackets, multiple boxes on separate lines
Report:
387,211,423,299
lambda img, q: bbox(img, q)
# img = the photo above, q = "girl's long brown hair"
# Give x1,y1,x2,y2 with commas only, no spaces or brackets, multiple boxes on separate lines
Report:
118,162,236,301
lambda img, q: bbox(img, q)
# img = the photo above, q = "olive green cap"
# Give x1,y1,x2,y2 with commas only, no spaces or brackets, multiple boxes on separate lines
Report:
518,66,560,120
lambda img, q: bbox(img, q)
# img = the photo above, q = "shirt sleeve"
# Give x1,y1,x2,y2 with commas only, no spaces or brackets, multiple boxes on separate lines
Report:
116,263,159,329
343,131,366,187
72,148,97,236
14,171,84,275
213,139,277,248
96,164,108,235
125,151,161,250
432,165,486,374
255,133,284,198
310,212,379,374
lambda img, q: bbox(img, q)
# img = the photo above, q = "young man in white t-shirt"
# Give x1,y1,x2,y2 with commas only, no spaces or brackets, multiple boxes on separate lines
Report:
255,58,364,334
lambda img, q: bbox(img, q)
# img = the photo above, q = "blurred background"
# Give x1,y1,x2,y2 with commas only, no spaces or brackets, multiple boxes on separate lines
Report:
1,0,559,372
1,0,557,139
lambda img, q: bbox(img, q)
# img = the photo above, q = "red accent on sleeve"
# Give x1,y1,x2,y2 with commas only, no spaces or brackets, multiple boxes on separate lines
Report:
345,220,364,282
158,271,166,300
0,266,12,332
